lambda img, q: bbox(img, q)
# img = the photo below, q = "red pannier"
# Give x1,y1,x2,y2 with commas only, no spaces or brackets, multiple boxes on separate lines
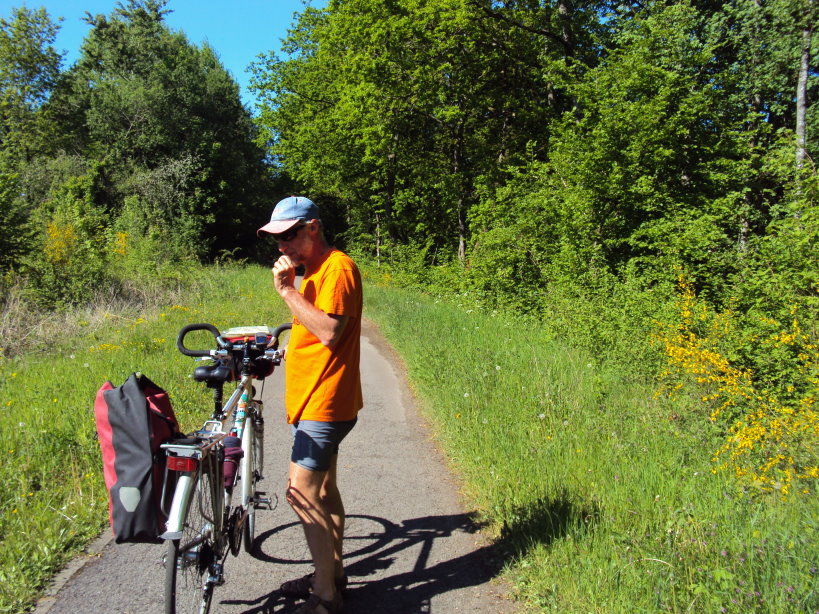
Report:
94,373,181,543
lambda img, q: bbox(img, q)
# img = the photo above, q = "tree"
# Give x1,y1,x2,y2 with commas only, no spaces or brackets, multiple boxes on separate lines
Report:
699,0,817,176
0,6,62,272
0,6,62,163
47,0,271,260
470,2,760,302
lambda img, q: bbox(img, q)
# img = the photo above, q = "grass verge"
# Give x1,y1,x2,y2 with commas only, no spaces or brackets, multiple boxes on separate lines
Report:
362,277,818,613
0,264,288,613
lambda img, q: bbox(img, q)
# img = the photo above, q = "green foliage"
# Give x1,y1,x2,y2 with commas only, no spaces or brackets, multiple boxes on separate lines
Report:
667,135,819,412
47,0,271,259
22,169,109,307
0,6,62,275
251,0,817,326
114,154,213,263
251,0,582,259
705,0,817,133
536,3,751,292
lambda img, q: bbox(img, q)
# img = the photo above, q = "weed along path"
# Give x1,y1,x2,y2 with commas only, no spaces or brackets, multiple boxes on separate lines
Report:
35,319,517,614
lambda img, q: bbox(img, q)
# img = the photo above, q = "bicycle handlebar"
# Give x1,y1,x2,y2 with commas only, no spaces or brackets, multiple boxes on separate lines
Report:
176,323,223,357
176,322,292,357
267,323,292,349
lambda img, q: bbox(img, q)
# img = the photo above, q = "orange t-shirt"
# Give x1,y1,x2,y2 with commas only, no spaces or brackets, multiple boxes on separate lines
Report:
284,249,363,424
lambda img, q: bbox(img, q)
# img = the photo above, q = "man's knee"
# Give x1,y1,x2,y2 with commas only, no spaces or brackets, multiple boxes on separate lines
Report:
286,472,323,513
285,483,304,509
287,476,315,502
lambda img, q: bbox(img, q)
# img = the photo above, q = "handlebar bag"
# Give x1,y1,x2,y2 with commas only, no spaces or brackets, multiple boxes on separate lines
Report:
94,373,181,543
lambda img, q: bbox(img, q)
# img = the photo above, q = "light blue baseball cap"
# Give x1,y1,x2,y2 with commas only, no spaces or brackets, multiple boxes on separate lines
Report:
257,196,321,235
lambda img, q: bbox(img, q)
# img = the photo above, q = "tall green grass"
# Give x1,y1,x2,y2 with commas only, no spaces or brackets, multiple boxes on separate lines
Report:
362,278,818,613
0,265,288,613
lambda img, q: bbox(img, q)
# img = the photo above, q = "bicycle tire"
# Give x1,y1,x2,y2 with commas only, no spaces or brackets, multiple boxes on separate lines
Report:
164,459,218,614
255,411,265,485
242,416,259,552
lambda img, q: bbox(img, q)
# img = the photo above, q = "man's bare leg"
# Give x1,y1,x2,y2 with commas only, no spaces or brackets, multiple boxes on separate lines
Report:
286,461,339,604
320,455,346,580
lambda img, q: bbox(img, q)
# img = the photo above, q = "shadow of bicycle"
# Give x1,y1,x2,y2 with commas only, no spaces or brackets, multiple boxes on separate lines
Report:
220,494,594,614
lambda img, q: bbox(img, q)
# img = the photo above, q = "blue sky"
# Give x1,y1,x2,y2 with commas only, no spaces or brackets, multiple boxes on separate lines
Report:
1,0,325,107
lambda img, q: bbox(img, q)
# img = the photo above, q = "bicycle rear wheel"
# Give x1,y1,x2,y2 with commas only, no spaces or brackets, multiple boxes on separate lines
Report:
165,458,219,614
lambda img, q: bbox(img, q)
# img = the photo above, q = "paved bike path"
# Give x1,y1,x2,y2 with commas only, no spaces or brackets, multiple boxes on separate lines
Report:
35,320,517,614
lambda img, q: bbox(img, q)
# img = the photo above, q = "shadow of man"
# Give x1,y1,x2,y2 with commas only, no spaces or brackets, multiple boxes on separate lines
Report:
226,511,504,613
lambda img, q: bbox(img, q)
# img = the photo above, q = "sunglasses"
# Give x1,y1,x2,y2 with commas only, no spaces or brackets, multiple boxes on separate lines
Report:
272,223,305,242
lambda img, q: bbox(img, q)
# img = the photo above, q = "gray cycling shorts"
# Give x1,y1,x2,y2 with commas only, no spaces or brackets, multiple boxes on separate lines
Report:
290,418,357,472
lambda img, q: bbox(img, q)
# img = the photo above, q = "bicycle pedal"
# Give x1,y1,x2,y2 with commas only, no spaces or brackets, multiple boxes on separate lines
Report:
252,492,272,508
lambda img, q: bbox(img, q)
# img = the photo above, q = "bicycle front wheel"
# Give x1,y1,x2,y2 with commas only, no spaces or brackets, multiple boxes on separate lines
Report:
165,460,219,614
241,417,261,552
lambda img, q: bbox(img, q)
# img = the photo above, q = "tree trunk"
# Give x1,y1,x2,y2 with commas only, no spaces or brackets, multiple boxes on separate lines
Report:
557,0,573,53
452,124,467,264
375,212,382,266
795,23,811,169
457,194,466,264
384,128,398,240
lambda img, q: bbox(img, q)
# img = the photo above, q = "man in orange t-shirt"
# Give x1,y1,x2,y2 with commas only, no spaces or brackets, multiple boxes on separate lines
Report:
258,196,361,614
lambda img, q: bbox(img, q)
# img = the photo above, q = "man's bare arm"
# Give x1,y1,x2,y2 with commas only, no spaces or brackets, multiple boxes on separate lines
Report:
272,255,349,347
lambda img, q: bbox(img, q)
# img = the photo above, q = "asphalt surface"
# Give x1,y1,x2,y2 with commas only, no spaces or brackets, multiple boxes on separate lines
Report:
33,319,517,614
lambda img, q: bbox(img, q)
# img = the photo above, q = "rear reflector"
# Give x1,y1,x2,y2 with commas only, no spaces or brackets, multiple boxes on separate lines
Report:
167,456,198,472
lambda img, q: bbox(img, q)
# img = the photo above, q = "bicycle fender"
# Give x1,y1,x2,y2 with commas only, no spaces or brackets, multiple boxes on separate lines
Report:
161,472,196,540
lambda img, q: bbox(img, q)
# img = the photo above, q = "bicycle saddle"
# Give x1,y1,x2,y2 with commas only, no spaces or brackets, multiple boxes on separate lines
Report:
193,363,235,384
